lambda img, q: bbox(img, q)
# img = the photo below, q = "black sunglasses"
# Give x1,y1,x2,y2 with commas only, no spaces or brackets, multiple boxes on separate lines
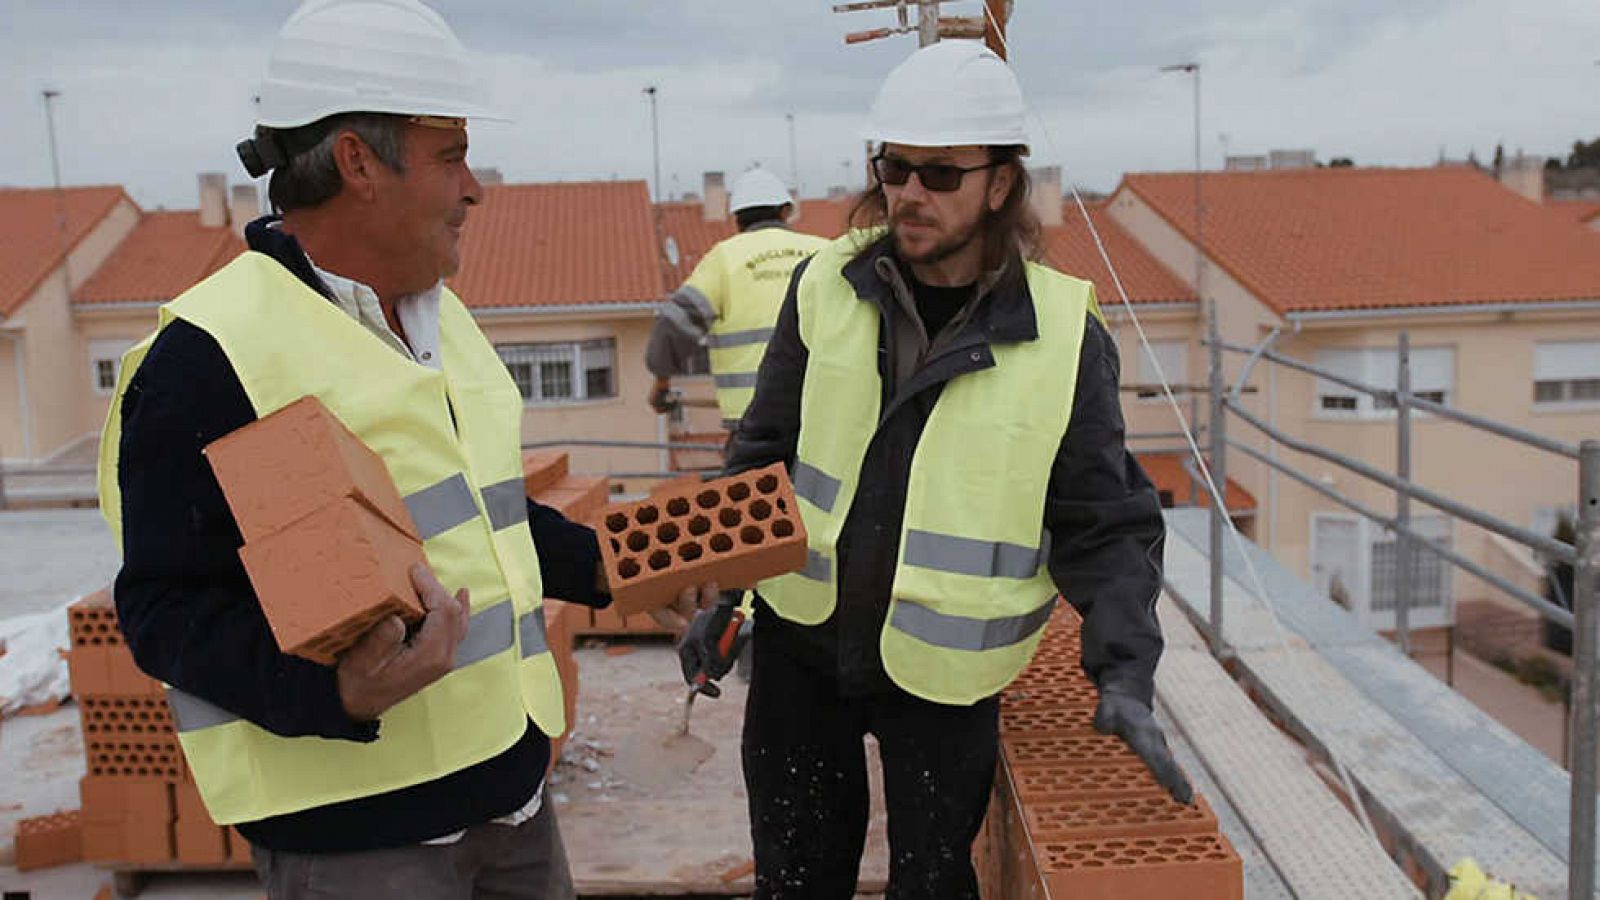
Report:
871,154,1005,192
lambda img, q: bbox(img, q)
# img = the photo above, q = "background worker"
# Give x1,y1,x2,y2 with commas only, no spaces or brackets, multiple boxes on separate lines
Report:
99,2,705,897
681,40,1190,898
645,167,829,436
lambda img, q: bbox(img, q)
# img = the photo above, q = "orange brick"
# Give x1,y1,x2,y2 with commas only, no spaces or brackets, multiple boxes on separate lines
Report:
1035,833,1242,899
81,776,174,824
68,646,164,699
227,826,252,864
239,496,426,665
1000,704,1098,738
649,474,704,499
68,588,122,647
1002,678,1100,710
15,809,82,871
78,694,174,743
1009,761,1166,803
84,735,188,781
596,464,807,617
204,395,418,544
175,815,230,865
1024,794,1219,843
1003,734,1140,770
535,475,610,524
545,601,581,751
521,451,570,498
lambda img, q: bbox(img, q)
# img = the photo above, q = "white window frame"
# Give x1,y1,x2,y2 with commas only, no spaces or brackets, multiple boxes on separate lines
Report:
1533,341,1600,410
1310,512,1454,631
89,340,134,396
1133,340,1188,403
496,338,617,406
1314,345,1454,420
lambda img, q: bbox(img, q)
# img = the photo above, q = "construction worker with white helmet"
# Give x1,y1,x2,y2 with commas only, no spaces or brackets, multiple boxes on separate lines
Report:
99,2,709,896
685,39,1186,897
645,167,829,432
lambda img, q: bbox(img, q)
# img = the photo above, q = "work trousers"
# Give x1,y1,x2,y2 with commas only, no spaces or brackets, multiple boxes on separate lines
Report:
249,798,575,900
742,619,1000,899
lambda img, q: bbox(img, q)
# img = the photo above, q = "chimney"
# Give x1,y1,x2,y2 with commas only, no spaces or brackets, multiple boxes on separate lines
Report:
1029,165,1063,226
1268,149,1315,170
1497,153,1546,203
198,173,228,228
229,185,259,236
702,172,728,222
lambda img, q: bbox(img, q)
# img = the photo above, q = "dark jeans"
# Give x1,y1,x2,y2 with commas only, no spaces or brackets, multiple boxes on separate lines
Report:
250,797,574,899
742,616,1000,899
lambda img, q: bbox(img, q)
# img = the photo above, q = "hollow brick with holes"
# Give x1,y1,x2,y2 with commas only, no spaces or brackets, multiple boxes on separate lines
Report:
521,450,570,498
203,395,419,544
68,645,163,699
15,809,83,871
1034,833,1243,899
1024,794,1219,843
595,464,807,616
1000,704,1099,738
534,474,610,524
1001,678,1101,710
85,737,188,782
78,695,174,743
1009,761,1168,804
238,496,426,665
1003,733,1140,770
69,588,123,647
173,782,230,865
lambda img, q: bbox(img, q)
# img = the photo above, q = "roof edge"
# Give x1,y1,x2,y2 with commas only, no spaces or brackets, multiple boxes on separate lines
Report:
468,301,659,317
3,187,138,318
1287,299,1600,322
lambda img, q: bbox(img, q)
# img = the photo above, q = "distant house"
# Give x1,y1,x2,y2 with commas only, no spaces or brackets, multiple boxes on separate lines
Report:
1104,166,1600,632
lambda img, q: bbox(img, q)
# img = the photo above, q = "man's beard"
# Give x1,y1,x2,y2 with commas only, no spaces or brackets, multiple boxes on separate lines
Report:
890,209,984,266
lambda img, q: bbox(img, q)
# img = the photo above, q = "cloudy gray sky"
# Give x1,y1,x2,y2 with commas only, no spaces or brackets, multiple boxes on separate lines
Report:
3,0,1596,210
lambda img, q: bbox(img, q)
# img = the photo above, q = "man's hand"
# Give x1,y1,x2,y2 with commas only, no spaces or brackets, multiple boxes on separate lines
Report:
1094,687,1194,805
336,564,472,722
648,377,678,414
676,589,749,700
648,581,718,633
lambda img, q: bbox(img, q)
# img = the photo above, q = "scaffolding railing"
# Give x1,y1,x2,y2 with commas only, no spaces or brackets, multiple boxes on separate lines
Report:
1203,328,1599,894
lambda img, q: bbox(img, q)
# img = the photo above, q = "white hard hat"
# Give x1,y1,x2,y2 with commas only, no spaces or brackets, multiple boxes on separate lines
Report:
865,40,1029,153
730,168,794,213
254,0,504,129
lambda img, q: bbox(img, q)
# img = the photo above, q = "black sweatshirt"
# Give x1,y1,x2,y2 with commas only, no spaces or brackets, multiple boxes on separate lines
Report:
113,220,609,853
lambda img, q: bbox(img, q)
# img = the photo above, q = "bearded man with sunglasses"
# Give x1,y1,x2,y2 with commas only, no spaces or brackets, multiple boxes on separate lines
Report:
687,40,1189,898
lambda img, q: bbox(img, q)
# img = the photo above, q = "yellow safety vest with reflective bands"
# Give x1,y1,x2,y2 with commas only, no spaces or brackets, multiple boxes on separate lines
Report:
681,227,829,422
97,252,565,824
758,233,1091,705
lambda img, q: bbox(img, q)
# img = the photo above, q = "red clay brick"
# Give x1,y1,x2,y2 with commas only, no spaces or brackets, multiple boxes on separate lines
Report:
174,783,229,867
1035,833,1242,899
545,600,581,760
1000,704,1098,738
535,475,610,524
1003,734,1139,770
239,496,426,665
121,815,175,864
521,451,570,498
1025,795,1219,843
80,776,174,824
78,694,174,743
204,395,419,543
81,820,123,863
1009,761,1167,804
649,474,704,500
596,464,806,617
1002,678,1101,710
15,809,82,871
68,646,164,699
84,737,188,782
227,826,252,864
68,588,122,647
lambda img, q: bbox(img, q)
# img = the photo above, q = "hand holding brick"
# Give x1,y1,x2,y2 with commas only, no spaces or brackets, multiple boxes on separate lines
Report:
595,463,808,617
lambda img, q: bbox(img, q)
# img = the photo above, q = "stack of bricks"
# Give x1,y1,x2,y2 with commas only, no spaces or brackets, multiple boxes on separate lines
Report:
66,589,251,870
14,810,82,871
205,396,426,665
976,605,1243,899
594,463,806,618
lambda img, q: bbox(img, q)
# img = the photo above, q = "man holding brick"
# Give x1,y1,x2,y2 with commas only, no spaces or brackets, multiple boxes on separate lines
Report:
96,2,705,897
696,41,1191,898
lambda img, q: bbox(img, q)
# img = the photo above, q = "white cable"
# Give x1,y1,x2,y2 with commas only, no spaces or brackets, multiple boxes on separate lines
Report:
978,6,1381,842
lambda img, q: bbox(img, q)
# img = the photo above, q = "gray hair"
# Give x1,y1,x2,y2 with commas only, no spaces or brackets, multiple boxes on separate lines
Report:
268,113,408,213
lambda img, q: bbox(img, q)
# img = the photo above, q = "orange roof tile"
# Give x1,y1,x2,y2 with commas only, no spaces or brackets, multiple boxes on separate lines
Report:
1552,199,1600,224
656,197,855,285
1041,203,1195,305
0,186,129,317
77,211,244,304
1137,452,1255,513
449,181,665,309
1123,168,1600,315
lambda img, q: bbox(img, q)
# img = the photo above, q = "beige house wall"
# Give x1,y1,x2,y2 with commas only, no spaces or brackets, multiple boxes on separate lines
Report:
0,337,21,463
74,306,163,440
476,310,663,497
0,198,139,463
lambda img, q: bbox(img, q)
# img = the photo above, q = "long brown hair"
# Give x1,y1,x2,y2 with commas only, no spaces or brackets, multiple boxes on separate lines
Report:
848,145,1041,271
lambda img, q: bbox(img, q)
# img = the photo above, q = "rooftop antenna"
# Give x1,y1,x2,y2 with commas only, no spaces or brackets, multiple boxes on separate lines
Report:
643,86,661,201
41,88,75,301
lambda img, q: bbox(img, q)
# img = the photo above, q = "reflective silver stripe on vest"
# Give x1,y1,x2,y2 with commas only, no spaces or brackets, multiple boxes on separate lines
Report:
167,688,238,733
518,609,549,658
800,549,831,582
458,599,516,666
480,479,529,531
169,600,519,734
405,473,480,540
902,529,1043,580
713,372,759,390
792,461,841,513
706,327,774,349
889,594,1057,652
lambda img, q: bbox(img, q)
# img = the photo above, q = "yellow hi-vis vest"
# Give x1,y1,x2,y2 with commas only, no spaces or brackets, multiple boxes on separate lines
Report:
758,234,1091,705
97,252,565,825
679,226,829,423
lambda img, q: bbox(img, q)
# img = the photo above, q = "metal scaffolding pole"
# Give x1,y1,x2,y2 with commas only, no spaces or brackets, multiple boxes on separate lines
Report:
1569,439,1600,896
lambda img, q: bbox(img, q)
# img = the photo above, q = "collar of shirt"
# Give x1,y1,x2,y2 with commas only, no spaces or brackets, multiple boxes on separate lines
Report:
307,259,444,371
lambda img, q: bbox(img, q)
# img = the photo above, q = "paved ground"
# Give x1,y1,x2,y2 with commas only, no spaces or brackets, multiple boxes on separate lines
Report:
0,509,120,618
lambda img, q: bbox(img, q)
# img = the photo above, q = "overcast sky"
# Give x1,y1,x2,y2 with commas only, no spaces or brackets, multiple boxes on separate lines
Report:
3,0,1596,211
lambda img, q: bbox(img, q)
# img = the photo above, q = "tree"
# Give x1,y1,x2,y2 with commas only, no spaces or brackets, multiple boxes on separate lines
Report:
1566,138,1600,170
1329,157,1354,168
